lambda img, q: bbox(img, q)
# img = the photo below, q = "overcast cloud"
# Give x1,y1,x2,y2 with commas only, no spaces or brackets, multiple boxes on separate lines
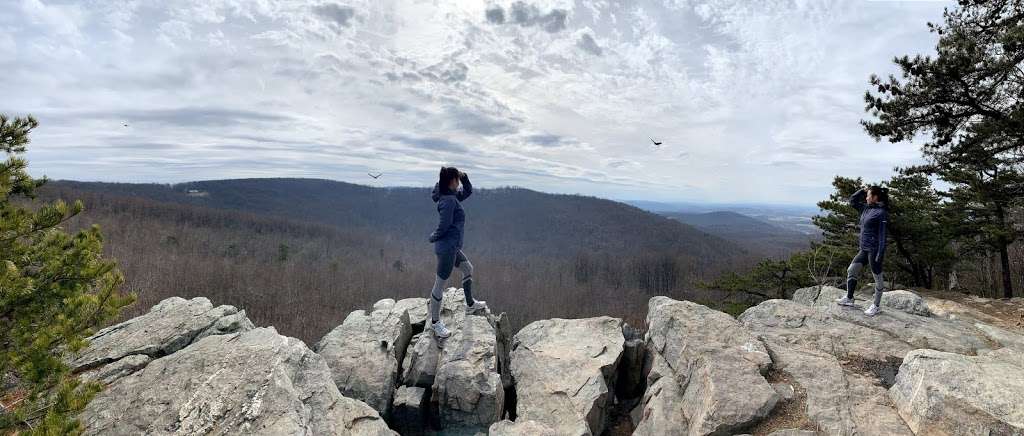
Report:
0,0,949,204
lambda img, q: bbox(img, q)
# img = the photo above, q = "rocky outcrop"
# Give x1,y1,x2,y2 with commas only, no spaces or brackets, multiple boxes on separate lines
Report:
759,337,914,436
79,327,395,436
785,286,991,356
635,297,778,436
510,316,625,436
71,297,253,380
315,299,413,418
72,284,1024,436
431,289,504,433
890,348,1024,435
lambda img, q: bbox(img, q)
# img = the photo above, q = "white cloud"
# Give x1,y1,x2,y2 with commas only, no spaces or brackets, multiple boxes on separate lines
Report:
2,0,952,204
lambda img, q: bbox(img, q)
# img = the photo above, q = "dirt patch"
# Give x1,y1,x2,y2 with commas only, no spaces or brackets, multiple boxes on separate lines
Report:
745,369,815,436
840,355,903,389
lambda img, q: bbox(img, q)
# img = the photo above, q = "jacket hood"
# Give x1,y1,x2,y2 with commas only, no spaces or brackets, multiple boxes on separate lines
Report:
431,183,455,203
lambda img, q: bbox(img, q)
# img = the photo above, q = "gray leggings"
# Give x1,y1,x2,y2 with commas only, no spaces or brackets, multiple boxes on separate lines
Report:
429,250,474,323
846,249,885,306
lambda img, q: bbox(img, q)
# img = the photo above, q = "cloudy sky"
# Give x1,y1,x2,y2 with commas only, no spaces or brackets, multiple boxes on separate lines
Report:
1,0,949,204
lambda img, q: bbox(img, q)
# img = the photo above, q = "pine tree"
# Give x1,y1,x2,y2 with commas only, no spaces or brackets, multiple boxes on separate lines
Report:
862,0,1024,297
0,114,134,434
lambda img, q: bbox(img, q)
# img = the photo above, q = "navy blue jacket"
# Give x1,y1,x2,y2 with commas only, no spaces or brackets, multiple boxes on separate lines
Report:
850,188,888,258
429,175,472,254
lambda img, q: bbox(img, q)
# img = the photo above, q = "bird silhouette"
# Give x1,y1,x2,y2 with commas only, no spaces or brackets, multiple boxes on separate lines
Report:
368,172,383,179
650,137,662,147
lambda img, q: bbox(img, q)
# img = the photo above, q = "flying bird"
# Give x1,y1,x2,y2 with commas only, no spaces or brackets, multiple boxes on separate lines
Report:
368,172,383,179
650,137,663,147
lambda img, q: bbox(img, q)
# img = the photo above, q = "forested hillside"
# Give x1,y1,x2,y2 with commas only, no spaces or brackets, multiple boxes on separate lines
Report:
36,180,755,343
664,211,813,258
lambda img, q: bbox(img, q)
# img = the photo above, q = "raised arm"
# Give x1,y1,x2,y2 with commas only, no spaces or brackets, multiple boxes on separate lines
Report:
456,173,472,201
849,188,867,213
429,197,455,242
431,182,441,203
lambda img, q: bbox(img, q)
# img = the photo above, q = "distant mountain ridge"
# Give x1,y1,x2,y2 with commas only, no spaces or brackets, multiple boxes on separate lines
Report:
664,211,814,258
47,178,749,263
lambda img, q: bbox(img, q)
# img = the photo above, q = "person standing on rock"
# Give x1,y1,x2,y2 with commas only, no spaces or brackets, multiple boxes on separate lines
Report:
836,185,889,316
427,166,487,339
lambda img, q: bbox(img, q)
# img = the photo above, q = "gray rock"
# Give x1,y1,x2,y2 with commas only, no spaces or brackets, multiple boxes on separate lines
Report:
488,419,558,436
740,299,913,362
401,332,441,388
71,297,253,372
394,297,429,331
432,288,503,432
79,327,396,436
792,286,991,355
761,338,913,436
631,350,687,436
974,322,1024,351
511,316,625,436
636,297,778,436
315,301,413,418
391,386,428,436
890,348,1024,435
77,354,152,385
873,289,931,317
772,383,795,402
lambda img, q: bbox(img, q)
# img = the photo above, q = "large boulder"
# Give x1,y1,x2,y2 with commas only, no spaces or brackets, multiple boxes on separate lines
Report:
431,288,504,432
510,316,625,436
889,348,1024,435
760,338,914,436
393,297,429,331
789,286,991,356
740,299,913,362
71,297,254,376
79,327,395,435
635,297,778,436
315,300,413,418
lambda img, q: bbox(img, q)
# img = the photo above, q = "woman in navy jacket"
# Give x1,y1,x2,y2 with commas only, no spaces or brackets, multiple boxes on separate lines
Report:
426,166,487,338
836,185,889,316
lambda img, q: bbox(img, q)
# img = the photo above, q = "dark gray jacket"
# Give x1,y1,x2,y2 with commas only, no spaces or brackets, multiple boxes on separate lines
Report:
850,188,888,257
429,174,472,254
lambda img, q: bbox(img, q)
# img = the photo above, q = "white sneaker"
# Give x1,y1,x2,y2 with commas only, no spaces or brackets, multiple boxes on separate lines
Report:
431,320,451,339
836,296,856,307
864,304,880,316
465,300,488,315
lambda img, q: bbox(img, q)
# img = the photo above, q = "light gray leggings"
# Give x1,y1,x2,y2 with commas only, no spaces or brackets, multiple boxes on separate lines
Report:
846,250,885,307
429,252,473,323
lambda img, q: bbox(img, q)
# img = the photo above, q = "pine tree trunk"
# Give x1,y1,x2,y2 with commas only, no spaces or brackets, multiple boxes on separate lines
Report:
999,239,1013,298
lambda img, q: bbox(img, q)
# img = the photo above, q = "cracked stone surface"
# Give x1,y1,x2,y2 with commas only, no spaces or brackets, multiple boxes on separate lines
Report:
510,316,625,436
79,327,396,436
890,348,1024,435
70,297,254,378
315,300,412,418
634,297,778,436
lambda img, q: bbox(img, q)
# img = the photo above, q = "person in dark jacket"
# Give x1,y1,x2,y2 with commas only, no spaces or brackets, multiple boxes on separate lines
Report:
836,185,889,316
427,166,487,339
